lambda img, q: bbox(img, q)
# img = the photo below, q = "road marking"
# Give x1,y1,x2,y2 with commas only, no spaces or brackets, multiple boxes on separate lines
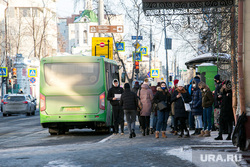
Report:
98,135,114,143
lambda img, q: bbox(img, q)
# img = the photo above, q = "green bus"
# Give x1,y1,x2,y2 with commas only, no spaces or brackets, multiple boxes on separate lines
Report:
40,56,119,135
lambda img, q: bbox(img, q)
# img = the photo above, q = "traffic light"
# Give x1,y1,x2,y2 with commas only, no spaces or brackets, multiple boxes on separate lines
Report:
135,61,139,73
169,76,172,82
8,79,11,86
12,68,17,78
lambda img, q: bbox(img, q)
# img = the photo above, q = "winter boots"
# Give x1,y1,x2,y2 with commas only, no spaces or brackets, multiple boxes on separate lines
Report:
178,130,184,138
226,133,231,140
146,128,150,135
203,130,211,137
173,131,178,136
155,131,159,138
191,129,198,135
132,129,136,138
214,134,223,140
198,130,205,137
162,131,167,138
184,130,190,138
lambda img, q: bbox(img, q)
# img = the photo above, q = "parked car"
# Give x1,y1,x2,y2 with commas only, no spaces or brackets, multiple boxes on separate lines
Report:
27,94,37,112
1,94,9,112
2,94,35,117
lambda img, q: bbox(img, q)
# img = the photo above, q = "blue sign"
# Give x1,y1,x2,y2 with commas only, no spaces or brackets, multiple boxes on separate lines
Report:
147,72,150,78
28,68,37,77
30,77,36,84
0,67,7,77
132,36,143,40
132,52,142,61
140,47,148,55
115,42,125,52
151,69,160,78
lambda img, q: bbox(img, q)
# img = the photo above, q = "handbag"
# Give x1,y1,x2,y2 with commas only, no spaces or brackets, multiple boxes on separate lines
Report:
157,101,167,111
137,90,143,111
181,96,191,112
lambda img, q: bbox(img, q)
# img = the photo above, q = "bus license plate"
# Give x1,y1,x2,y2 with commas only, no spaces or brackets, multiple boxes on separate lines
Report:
64,107,81,111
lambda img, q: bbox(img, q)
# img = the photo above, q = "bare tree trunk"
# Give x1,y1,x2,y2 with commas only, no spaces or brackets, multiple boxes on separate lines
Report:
230,6,237,123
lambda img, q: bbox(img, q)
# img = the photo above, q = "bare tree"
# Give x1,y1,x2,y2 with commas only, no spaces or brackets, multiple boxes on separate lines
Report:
104,0,147,85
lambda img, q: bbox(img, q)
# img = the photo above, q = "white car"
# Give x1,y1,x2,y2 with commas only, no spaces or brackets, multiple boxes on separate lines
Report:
2,94,35,117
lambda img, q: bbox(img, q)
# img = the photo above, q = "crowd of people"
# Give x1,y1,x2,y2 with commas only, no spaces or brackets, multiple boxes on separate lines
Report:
107,74,234,140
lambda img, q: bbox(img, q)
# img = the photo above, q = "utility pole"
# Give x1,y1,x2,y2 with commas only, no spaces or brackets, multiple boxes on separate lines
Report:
3,0,9,96
149,20,152,76
98,0,104,37
163,11,169,87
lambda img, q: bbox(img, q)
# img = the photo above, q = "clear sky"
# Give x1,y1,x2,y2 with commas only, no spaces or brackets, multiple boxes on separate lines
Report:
55,0,196,71
56,0,81,18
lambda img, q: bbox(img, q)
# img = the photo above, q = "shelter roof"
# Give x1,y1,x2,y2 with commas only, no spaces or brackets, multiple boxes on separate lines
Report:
185,53,230,69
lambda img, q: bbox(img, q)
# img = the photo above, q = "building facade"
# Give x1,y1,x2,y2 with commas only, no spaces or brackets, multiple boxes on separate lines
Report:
2,0,57,59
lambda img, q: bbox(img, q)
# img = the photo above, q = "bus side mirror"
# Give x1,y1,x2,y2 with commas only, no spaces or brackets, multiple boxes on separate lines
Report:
121,72,125,83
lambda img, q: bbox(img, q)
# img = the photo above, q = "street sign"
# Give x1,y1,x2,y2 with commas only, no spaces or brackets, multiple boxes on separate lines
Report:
30,77,36,84
89,25,124,33
132,41,141,51
132,51,142,61
147,72,151,78
28,68,37,77
140,47,148,55
0,67,8,77
132,36,143,40
115,42,125,52
166,38,172,50
100,42,105,47
92,37,113,59
151,69,160,78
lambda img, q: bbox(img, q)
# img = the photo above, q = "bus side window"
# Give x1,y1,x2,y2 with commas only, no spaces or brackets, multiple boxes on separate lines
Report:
105,62,112,90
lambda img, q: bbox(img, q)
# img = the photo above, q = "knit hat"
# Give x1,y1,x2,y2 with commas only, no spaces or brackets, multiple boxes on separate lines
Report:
174,79,179,86
214,74,220,80
135,81,139,85
124,83,130,89
177,80,185,87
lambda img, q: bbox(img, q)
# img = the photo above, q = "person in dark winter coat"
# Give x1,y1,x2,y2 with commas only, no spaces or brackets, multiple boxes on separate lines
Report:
138,83,153,136
107,79,124,135
198,81,214,137
120,83,137,138
153,82,171,138
171,80,192,138
213,74,222,129
150,81,158,134
187,78,195,131
190,77,203,135
132,81,140,94
170,79,179,135
215,80,234,140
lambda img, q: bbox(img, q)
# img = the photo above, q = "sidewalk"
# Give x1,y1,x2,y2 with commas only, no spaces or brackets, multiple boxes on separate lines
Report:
167,129,250,167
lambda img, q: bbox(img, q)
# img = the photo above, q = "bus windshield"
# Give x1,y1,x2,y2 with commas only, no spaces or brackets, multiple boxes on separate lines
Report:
44,63,100,87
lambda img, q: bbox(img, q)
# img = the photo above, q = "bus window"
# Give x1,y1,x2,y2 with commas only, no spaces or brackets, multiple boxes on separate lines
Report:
44,63,100,86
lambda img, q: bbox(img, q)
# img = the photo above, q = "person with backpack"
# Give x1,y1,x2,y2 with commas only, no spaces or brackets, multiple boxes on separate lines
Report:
153,82,171,138
120,83,137,138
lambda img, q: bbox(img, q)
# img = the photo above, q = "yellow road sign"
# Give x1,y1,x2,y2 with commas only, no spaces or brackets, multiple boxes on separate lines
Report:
92,37,113,60
28,68,37,77
151,69,160,78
